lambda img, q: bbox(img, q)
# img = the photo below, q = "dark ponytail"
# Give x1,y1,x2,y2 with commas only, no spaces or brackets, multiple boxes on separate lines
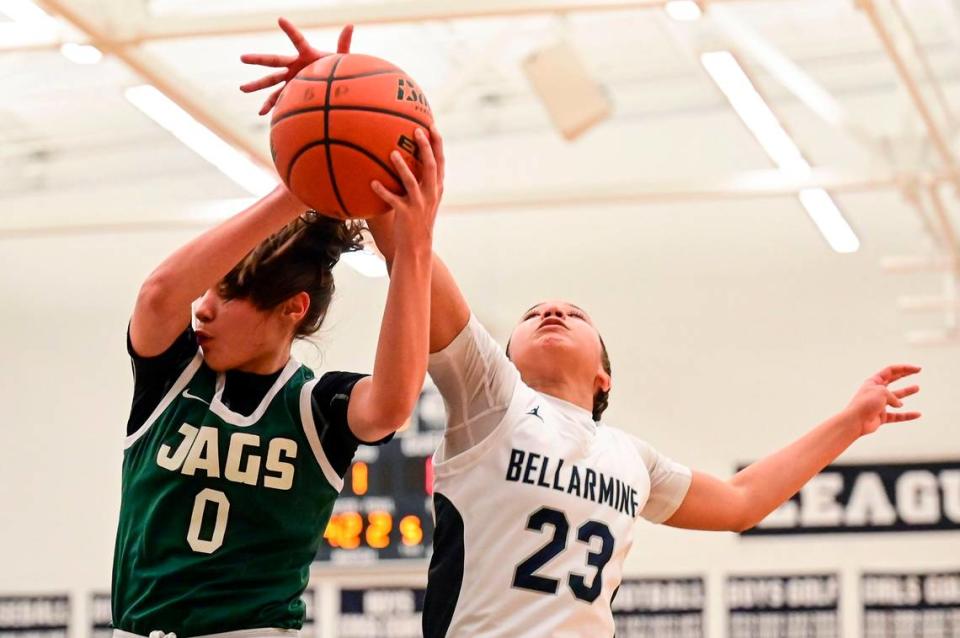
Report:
592,335,611,422
219,212,364,337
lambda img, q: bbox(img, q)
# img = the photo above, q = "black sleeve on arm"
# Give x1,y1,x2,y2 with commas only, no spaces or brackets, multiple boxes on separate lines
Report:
311,371,394,476
126,324,198,436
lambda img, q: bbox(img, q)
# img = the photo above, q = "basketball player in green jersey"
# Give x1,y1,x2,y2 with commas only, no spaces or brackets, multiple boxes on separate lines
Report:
113,26,442,638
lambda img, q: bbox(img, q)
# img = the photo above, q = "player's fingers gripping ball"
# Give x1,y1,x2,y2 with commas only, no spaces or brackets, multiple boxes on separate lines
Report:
270,53,434,219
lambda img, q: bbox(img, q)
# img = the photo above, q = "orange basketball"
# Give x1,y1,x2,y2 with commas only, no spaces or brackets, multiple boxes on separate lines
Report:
270,53,433,219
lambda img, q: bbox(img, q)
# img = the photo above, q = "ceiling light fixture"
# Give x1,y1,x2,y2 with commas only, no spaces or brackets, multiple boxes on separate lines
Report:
60,42,102,64
665,1,702,22
125,84,277,197
701,51,859,253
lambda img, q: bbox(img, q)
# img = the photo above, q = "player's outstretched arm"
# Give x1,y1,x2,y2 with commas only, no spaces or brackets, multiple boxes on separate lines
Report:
346,130,439,441
664,365,922,532
367,123,472,354
134,20,353,359
130,186,307,357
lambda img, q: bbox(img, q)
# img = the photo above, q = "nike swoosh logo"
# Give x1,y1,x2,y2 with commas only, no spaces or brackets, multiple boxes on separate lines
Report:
181,389,209,405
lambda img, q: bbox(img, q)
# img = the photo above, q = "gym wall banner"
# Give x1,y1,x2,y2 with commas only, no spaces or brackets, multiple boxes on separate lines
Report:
90,593,110,638
336,586,424,638
612,577,705,638
738,461,960,535
727,574,840,638
863,572,960,637
0,595,69,638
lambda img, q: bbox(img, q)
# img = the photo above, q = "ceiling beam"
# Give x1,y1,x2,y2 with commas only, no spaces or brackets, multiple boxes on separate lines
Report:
859,0,959,177
2,0,776,51
927,180,960,272
135,0,709,43
0,168,918,239
889,0,957,132
858,0,960,278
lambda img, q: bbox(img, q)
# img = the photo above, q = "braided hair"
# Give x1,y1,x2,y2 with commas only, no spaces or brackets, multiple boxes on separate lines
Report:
592,335,611,422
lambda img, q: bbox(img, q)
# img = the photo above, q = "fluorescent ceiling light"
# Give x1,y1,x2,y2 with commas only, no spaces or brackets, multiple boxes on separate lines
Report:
701,51,809,179
125,84,278,197
701,51,859,253
797,188,859,253
665,1,702,21
0,0,56,45
709,8,846,129
60,42,102,64
341,249,388,278
0,0,54,25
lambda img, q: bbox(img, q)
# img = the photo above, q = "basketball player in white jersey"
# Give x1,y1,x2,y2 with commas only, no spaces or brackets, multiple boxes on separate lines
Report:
243,25,922,638
366,134,921,638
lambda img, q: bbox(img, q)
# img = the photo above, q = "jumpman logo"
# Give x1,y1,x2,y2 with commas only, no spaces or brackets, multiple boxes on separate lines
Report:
527,405,543,422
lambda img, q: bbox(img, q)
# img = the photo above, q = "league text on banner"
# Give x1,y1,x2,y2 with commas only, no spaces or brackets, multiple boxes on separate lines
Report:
739,461,960,535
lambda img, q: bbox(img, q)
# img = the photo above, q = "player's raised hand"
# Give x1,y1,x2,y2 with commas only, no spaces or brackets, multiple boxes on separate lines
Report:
370,127,442,253
240,18,353,115
846,365,922,435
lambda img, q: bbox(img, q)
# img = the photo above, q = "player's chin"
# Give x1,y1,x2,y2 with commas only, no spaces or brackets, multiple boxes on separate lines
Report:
199,346,230,372
535,332,575,349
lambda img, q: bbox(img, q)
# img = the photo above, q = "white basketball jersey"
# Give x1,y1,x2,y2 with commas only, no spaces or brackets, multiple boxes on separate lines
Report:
422,316,692,638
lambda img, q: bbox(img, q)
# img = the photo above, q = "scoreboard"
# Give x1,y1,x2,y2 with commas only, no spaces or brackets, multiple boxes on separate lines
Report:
315,385,446,564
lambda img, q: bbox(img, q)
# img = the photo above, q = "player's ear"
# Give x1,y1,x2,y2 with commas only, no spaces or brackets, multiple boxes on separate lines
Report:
595,334,611,393
281,291,310,325
595,366,611,394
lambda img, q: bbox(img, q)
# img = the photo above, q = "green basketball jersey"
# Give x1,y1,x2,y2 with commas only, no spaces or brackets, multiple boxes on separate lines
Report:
112,350,346,636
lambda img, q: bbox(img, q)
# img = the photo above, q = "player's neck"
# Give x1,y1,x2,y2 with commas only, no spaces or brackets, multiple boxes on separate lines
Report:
525,375,594,417
233,345,292,375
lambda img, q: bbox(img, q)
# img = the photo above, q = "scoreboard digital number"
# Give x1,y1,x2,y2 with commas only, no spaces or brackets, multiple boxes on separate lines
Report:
315,385,445,564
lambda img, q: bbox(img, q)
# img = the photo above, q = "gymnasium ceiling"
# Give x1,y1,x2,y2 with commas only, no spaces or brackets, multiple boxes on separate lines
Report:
1,0,959,343
0,1,957,201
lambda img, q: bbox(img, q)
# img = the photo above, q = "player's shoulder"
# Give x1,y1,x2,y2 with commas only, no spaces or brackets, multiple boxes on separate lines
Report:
310,369,368,397
295,368,369,414
274,360,312,393
280,365,362,396
597,422,657,461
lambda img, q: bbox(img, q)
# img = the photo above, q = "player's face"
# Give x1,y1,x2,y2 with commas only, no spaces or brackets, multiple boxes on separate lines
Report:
509,300,610,399
193,288,293,372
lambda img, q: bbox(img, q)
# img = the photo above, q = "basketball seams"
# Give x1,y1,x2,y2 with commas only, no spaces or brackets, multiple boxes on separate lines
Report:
277,54,431,218
285,141,404,218
323,55,351,218
291,69,400,82
327,140,403,186
272,105,432,130
285,141,326,185
332,105,431,129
